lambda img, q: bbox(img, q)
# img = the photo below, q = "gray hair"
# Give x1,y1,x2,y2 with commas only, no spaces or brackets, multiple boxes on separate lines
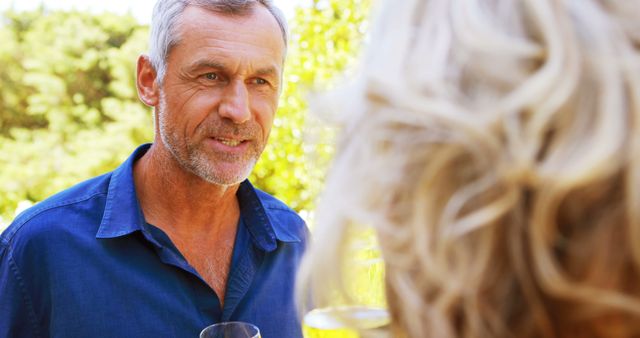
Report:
148,0,288,84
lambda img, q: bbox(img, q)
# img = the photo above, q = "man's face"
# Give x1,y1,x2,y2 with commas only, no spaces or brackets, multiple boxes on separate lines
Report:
157,5,285,185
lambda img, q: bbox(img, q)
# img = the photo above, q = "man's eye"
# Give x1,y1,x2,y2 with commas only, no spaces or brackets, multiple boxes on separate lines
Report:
204,73,218,80
255,78,267,85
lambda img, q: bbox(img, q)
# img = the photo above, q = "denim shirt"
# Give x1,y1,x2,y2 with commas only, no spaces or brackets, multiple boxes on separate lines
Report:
0,144,307,338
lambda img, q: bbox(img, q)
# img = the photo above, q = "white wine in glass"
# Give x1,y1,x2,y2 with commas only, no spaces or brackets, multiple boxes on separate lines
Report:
200,321,261,338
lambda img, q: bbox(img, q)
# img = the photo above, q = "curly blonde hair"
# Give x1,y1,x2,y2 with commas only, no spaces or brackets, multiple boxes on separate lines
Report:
297,0,640,337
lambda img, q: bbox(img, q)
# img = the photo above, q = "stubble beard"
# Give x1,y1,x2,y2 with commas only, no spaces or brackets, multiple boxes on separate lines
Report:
157,91,262,186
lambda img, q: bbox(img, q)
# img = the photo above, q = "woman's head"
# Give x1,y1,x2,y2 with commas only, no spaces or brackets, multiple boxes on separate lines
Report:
299,0,640,337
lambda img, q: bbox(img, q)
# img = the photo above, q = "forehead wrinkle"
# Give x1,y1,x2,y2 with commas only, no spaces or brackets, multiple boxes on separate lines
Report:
185,59,227,72
194,32,283,57
177,6,269,38
174,6,285,54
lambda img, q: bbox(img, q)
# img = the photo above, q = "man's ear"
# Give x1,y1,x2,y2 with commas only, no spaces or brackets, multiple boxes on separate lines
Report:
136,54,160,107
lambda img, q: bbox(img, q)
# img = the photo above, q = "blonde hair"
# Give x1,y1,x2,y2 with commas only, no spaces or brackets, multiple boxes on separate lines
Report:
298,0,640,337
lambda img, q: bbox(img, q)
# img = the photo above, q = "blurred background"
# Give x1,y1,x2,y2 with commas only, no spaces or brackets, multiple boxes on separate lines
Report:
0,0,371,229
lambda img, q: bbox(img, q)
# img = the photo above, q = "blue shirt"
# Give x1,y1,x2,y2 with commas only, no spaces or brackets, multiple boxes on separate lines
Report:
0,144,308,338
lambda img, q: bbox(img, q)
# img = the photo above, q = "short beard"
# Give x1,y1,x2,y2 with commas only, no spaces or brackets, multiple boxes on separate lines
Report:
157,91,259,186
187,144,257,185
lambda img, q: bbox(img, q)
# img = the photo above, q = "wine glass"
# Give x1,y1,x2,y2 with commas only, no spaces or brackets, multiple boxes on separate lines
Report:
199,321,261,338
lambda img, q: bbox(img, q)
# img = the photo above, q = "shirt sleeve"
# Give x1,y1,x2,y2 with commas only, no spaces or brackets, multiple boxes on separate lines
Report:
0,241,41,338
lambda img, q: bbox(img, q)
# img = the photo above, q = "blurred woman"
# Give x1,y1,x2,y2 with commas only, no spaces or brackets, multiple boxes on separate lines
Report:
298,0,640,337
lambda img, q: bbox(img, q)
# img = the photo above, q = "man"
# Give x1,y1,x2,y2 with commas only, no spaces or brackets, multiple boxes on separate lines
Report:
0,1,307,337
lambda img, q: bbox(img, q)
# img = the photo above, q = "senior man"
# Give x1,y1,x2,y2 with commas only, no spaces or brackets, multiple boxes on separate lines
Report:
0,1,307,337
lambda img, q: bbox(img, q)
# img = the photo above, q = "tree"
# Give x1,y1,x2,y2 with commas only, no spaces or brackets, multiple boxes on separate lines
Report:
0,9,153,224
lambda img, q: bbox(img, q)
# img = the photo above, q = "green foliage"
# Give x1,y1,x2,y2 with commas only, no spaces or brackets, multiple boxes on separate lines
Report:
0,1,372,226
0,9,153,222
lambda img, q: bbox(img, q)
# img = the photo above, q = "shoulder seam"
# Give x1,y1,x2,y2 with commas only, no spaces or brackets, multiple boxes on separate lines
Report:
4,191,107,243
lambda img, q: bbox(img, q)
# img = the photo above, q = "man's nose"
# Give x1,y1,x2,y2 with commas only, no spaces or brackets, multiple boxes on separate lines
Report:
218,80,251,124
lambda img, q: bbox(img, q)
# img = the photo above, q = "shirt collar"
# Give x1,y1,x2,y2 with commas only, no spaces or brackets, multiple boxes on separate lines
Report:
96,144,149,239
95,144,286,252
237,180,279,252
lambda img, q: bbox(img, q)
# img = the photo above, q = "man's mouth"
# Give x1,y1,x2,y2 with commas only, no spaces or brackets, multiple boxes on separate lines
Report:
215,137,243,147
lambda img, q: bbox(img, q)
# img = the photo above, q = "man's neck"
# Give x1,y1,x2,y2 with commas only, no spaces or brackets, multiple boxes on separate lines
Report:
132,143,241,236
133,143,242,304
